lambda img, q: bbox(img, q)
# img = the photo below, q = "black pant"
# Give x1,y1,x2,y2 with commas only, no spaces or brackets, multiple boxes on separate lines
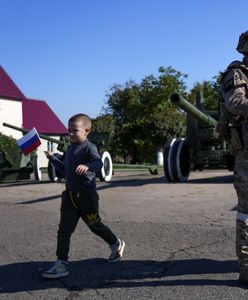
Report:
56,190,118,261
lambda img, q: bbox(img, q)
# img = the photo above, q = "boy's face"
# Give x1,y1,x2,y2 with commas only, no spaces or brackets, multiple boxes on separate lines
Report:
68,121,90,143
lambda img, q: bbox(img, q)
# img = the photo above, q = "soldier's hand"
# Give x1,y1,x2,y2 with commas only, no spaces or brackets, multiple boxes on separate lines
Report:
75,164,89,175
44,151,53,159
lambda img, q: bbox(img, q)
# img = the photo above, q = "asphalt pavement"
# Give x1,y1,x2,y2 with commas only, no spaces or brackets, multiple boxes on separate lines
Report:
0,169,248,299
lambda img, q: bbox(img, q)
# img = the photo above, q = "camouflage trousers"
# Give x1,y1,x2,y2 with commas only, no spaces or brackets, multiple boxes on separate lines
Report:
234,151,248,273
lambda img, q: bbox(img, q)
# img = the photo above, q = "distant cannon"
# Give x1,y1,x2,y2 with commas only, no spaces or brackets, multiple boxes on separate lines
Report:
164,93,234,182
0,131,39,182
2,122,113,183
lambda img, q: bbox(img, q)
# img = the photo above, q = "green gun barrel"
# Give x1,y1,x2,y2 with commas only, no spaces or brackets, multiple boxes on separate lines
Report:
170,93,217,127
2,122,65,145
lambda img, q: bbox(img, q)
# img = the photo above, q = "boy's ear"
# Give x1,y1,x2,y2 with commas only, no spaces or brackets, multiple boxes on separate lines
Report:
85,128,91,134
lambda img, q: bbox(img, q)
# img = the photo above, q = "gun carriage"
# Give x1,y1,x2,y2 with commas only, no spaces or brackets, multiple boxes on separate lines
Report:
164,93,234,182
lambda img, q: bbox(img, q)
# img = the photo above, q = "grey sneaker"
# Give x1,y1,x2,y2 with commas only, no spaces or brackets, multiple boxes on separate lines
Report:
109,238,125,262
42,260,69,279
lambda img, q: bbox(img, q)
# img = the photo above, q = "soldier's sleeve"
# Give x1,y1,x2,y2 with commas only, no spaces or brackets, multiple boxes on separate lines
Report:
50,154,65,175
221,69,248,117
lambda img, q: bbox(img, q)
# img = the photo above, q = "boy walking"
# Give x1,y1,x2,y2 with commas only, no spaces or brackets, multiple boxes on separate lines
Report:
42,113,125,279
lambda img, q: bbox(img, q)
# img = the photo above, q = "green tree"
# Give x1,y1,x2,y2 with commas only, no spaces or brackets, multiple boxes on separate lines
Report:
189,73,221,111
104,66,188,163
92,114,115,132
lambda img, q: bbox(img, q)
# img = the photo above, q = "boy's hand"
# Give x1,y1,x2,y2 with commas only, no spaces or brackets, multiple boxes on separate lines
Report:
75,164,89,175
44,151,53,159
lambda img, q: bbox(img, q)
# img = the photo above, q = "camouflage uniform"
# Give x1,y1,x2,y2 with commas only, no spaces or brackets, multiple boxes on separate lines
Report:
220,31,248,283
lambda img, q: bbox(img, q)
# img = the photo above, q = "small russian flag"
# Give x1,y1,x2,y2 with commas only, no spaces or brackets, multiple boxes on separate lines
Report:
16,127,41,155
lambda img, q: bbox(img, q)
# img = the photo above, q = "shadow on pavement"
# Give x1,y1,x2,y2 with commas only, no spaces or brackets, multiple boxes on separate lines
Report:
98,176,167,190
188,174,233,184
0,180,56,187
0,258,244,293
17,195,61,205
97,174,233,191
0,173,233,191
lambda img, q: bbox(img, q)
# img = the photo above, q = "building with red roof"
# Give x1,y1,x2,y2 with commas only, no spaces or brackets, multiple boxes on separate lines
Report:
0,65,25,100
22,98,67,134
0,65,67,168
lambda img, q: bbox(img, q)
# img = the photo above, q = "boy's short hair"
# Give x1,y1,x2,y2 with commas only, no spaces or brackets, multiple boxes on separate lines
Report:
69,113,92,129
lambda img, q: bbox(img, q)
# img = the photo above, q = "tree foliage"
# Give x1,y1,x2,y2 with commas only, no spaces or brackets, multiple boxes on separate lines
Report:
92,114,115,133
188,73,221,111
103,67,188,163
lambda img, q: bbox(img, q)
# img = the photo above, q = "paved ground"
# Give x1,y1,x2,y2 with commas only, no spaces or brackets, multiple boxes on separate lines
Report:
0,169,248,299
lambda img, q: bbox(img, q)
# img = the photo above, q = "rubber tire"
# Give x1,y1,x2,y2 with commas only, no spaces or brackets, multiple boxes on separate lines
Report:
163,138,191,182
33,155,42,181
98,151,113,182
171,138,191,182
163,138,177,182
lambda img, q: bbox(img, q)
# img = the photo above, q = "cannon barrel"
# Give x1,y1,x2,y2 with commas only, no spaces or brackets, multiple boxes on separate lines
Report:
170,93,217,127
2,122,115,182
2,122,65,145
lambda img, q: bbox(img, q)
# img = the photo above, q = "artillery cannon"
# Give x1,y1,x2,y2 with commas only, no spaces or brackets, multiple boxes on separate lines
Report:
0,131,40,182
164,93,234,182
2,123,113,183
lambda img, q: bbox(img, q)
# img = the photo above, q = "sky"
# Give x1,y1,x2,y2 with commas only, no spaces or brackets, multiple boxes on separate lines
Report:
1,0,248,126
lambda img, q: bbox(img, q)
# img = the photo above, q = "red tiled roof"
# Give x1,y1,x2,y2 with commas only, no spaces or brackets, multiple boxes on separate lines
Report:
22,98,67,135
0,66,67,135
0,66,25,100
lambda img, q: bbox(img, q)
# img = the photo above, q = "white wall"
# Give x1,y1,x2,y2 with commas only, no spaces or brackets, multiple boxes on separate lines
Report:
37,137,63,168
0,98,23,139
0,97,63,168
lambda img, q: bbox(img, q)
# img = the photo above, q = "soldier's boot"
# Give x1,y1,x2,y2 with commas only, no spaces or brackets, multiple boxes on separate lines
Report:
239,273,248,285
238,260,248,285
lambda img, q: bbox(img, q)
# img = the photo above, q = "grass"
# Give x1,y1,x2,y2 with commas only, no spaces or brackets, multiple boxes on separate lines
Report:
113,164,163,171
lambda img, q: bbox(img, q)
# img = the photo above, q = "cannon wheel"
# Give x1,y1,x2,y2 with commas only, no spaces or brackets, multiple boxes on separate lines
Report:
33,155,42,181
163,138,191,182
48,153,64,183
98,151,113,182
163,138,176,182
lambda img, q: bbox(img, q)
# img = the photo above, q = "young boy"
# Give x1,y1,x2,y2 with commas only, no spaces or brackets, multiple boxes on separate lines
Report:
42,113,125,279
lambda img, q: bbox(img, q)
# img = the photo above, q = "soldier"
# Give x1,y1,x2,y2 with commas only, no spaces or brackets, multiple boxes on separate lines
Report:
219,31,248,285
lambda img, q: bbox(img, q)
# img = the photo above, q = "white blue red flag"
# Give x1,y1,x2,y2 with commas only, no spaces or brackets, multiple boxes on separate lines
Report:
16,127,41,155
